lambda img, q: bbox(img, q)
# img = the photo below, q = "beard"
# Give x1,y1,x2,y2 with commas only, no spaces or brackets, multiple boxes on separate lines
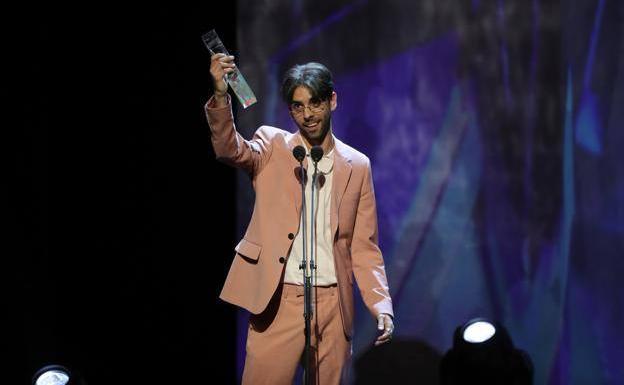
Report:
298,114,331,144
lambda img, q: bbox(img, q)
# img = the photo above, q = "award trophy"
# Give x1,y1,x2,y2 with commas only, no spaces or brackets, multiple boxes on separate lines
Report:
202,29,257,109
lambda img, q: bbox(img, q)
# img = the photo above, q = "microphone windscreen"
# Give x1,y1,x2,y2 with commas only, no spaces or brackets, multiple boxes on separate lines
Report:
310,146,324,162
293,145,306,162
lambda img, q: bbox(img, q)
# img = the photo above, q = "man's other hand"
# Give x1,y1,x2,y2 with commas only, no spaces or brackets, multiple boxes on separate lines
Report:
374,313,394,346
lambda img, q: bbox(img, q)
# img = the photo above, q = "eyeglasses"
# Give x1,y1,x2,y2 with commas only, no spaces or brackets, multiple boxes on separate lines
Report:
289,100,327,115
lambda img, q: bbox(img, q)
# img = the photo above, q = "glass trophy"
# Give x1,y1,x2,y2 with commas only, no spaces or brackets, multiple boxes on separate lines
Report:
202,29,257,109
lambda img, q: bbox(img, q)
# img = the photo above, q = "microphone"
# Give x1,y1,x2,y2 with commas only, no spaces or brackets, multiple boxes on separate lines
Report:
310,146,324,163
293,145,306,162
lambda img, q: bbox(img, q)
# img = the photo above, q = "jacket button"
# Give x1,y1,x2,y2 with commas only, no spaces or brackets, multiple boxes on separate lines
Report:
279,257,285,263
288,233,294,240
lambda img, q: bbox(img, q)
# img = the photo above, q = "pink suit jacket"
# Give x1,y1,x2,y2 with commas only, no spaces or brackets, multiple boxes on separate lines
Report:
205,97,393,339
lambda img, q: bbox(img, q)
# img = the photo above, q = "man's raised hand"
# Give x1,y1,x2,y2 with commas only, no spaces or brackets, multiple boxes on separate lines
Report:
210,53,236,105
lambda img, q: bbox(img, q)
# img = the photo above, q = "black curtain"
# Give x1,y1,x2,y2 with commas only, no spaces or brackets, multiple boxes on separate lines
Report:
14,4,238,384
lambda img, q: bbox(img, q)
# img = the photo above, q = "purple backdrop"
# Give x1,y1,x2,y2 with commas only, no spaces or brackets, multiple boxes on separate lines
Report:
230,0,624,383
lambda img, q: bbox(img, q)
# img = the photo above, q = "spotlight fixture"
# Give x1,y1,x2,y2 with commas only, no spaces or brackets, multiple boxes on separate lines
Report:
440,318,533,384
33,365,70,385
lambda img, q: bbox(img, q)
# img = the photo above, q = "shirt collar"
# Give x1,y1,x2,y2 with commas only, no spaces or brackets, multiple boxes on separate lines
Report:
300,137,334,174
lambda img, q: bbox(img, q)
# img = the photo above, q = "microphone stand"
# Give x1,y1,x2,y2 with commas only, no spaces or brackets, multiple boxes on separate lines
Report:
308,160,320,385
296,155,313,385
294,145,322,385
304,147,322,385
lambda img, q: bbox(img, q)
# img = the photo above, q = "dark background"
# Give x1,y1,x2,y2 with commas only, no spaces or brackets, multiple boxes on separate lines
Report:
14,4,238,384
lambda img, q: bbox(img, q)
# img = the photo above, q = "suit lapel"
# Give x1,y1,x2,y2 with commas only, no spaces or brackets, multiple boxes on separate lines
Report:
330,139,352,238
287,133,306,217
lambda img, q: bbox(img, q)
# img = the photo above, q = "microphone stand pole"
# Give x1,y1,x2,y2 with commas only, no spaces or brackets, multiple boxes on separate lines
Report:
305,158,320,385
297,157,313,385
300,155,320,385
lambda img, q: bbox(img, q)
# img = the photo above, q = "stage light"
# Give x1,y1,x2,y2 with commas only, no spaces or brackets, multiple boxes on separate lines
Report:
440,318,533,385
32,365,71,385
462,319,496,343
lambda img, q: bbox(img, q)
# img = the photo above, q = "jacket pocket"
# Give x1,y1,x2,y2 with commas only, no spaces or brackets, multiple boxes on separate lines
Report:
235,238,262,262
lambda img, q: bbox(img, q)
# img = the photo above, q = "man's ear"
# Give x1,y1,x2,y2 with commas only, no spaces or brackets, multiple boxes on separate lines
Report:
330,91,337,111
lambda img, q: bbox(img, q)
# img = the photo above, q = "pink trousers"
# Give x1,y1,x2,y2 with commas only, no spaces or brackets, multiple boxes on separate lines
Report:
242,283,352,384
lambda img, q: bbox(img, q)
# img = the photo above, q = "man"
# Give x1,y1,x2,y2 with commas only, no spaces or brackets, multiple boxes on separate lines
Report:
206,53,394,384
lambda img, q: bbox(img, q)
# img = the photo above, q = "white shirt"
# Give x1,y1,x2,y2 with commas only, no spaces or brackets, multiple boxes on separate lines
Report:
283,142,338,286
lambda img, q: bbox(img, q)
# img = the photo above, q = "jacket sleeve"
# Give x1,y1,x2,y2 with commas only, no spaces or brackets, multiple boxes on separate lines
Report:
204,95,273,175
351,158,394,319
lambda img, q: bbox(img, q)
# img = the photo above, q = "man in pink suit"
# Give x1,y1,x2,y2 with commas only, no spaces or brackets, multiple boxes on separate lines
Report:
206,53,394,384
